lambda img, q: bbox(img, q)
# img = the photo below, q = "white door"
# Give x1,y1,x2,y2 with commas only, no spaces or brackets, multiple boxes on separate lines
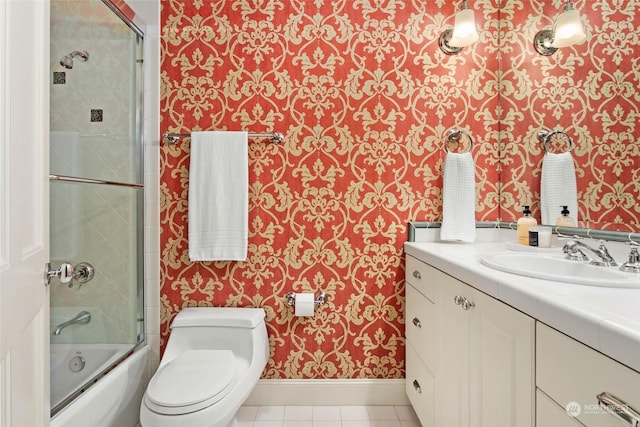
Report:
0,1,51,426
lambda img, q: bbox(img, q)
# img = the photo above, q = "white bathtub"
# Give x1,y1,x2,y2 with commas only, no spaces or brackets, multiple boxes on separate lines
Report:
51,344,150,427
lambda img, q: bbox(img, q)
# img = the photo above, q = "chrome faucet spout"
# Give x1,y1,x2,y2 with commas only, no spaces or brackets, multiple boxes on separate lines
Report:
53,310,91,335
563,240,618,267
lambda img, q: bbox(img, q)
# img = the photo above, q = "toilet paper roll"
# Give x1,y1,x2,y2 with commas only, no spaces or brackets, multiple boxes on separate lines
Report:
294,293,315,317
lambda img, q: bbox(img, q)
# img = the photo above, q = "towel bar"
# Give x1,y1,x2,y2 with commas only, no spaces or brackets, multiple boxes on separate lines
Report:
163,131,284,145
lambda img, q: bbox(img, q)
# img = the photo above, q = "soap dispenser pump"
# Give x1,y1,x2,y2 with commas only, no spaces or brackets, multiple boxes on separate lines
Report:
517,205,537,245
556,205,577,227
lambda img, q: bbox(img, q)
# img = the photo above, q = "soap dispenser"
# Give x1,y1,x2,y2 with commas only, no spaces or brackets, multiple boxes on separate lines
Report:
556,206,577,227
517,205,537,245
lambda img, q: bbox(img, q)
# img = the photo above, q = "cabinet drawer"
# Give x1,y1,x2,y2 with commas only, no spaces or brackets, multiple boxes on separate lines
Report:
406,284,435,367
406,255,435,300
537,323,640,427
405,341,435,427
537,389,585,427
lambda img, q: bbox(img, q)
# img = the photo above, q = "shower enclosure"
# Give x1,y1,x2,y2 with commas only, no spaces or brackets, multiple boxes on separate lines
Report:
48,0,144,416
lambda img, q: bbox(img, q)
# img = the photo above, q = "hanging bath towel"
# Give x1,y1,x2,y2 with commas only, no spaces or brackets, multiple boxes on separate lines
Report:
440,151,477,243
188,131,248,261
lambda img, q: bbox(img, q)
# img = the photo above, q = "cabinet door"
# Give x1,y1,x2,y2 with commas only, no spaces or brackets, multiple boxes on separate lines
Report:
467,287,535,427
434,271,469,427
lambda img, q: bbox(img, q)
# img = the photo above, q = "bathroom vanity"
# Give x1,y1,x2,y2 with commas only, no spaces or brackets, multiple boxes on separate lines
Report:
404,238,640,427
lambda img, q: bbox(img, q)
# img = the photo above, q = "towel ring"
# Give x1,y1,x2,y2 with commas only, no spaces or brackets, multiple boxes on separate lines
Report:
444,129,474,153
538,129,574,153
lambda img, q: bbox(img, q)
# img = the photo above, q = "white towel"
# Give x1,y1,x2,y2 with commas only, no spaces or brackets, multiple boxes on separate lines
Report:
540,152,578,225
188,131,248,261
440,152,476,242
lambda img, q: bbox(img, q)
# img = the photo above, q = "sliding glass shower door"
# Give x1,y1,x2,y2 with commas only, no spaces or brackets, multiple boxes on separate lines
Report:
49,0,144,415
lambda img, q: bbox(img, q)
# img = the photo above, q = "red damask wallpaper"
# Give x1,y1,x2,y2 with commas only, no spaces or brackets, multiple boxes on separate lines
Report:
160,0,499,379
159,0,639,379
499,0,640,229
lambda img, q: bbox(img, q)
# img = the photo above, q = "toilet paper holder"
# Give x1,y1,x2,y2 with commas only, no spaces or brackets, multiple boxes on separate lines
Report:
285,291,328,307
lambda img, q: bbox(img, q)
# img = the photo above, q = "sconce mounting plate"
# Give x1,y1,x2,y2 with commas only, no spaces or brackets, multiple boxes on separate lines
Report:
534,29,558,56
439,29,463,55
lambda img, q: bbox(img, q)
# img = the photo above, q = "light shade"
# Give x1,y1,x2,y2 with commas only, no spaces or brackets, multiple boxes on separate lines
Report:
551,8,587,47
448,8,480,47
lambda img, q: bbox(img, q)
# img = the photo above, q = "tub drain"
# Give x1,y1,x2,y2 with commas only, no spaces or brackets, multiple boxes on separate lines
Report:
69,355,86,373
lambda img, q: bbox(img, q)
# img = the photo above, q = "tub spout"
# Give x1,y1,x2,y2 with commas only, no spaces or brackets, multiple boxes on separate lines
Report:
53,311,91,335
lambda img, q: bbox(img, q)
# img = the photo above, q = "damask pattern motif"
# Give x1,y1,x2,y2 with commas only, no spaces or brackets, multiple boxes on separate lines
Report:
499,0,640,230
160,0,499,378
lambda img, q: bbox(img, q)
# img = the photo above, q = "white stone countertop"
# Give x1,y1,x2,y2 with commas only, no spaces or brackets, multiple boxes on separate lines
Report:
404,230,640,373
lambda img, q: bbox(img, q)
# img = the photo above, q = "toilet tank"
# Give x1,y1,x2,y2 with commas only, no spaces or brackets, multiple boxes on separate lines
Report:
162,307,268,366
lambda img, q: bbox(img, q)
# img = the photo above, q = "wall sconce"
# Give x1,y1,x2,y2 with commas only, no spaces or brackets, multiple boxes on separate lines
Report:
439,0,480,55
534,0,587,56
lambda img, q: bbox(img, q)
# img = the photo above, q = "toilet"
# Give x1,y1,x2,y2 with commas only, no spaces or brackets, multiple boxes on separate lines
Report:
140,307,269,427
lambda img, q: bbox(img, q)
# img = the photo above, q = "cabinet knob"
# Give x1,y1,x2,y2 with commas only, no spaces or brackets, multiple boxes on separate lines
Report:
597,392,640,426
412,270,421,280
461,298,475,310
412,379,422,394
412,317,422,328
454,295,464,305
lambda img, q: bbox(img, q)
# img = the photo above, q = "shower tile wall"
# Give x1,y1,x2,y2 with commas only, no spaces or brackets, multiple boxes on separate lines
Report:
50,0,141,344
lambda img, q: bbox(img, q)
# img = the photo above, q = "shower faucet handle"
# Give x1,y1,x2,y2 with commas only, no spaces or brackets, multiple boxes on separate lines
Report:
44,262,74,286
44,261,95,287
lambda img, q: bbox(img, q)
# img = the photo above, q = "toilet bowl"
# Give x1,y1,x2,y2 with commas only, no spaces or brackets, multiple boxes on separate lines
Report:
140,307,269,427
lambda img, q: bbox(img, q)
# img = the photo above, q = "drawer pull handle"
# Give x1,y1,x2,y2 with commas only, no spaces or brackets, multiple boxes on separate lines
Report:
454,295,464,305
597,392,640,426
412,270,421,280
412,317,422,328
412,379,422,394
461,298,475,311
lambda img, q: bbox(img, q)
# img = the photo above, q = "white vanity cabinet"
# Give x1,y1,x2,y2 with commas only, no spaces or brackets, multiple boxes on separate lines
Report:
405,255,535,427
536,323,640,427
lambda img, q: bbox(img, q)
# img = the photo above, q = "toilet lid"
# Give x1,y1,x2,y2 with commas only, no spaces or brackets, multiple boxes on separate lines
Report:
146,349,236,415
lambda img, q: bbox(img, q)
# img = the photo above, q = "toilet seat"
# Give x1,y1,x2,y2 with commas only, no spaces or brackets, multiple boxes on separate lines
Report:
145,349,237,415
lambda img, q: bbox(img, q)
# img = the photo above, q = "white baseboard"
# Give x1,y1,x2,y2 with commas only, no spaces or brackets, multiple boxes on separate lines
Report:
245,379,409,406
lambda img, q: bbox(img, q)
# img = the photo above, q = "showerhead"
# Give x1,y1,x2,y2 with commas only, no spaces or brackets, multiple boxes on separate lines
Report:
60,50,90,69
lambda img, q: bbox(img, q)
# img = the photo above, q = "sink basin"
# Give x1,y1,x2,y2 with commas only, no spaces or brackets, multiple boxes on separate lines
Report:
480,251,640,288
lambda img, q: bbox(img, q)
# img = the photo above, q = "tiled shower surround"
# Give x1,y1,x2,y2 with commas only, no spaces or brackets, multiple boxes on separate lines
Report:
158,0,639,380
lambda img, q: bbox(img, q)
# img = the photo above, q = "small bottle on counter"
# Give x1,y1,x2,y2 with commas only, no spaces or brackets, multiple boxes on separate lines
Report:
517,205,537,246
556,205,577,227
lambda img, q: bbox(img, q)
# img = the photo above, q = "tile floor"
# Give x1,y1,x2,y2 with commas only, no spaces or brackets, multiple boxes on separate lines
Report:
236,405,420,427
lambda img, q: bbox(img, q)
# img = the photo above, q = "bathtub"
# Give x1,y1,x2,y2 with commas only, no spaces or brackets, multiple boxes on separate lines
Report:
51,344,150,427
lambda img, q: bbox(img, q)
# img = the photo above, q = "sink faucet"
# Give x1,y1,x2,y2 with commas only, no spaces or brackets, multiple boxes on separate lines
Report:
562,240,618,267
53,310,91,335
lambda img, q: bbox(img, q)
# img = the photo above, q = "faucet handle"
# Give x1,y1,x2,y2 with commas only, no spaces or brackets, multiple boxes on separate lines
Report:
620,242,640,273
620,248,640,273
44,262,75,286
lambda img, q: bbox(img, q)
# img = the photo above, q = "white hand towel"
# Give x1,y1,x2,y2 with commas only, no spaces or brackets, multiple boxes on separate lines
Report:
188,131,248,261
540,152,578,225
440,152,476,242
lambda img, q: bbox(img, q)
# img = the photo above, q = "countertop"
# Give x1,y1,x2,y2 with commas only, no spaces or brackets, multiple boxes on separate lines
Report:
404,239,640,373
